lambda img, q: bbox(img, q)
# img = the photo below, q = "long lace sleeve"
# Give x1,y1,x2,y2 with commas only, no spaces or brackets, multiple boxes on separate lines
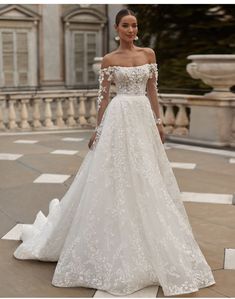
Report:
91,66,113,149
147,63,162,124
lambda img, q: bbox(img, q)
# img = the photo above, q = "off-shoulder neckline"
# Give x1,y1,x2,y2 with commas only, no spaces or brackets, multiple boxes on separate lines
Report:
100,62,157,71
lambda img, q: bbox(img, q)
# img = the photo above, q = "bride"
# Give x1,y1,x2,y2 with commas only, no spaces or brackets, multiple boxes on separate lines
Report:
13,8,216,296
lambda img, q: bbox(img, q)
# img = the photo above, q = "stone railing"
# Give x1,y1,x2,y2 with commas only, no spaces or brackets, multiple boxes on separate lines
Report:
160,93,235,148
0,89,234,148
0,90,98,131
158,93,192,136
0,90,191,133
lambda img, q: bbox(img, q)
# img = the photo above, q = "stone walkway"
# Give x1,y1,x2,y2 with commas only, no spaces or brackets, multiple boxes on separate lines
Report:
0,129,235,297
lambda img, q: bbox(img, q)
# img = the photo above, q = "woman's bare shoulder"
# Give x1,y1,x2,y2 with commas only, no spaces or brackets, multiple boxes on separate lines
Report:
101,51,119,68
142,47,157,63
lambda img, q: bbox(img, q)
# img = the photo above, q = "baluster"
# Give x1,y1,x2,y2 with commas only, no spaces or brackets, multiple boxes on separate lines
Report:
44,98,54,128
8,99,18,129
66,97,76,126
231,112,235,146
164,103,175,134
20,99,30,129
173,104,189,135
32,99,42,128
159,103,167,134
88,97,97,126
0,100,6,130
56,98,65,127
159,103,165,124
78,96,88,126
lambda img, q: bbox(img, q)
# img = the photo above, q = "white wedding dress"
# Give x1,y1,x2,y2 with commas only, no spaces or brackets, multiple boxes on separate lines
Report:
13,63,215,296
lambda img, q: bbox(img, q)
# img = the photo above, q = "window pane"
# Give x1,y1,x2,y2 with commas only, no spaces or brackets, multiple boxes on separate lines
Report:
87,34,96,51
75,71,83,83
16,32,28,73
16,33,27,52
2,32,13,52
4,72,14,86
87,50,96,80
18,72,28,85
74,34,84,52
74,52,84,68
87,43,96,51
87,51,96,64
17,52,28,71
88,71,95,81
3,53,14,71
74,33,84,80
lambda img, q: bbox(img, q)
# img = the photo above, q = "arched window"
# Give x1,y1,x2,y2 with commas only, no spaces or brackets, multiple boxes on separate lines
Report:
63,7,107,88
0,5,39,89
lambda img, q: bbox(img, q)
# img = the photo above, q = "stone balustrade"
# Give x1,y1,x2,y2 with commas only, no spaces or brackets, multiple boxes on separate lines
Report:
0,90,98,131
0,90,234,148
158,93,193,137
0,90,190,133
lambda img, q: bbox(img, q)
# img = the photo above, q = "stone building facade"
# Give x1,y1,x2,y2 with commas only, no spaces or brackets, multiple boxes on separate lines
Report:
0,4,123,91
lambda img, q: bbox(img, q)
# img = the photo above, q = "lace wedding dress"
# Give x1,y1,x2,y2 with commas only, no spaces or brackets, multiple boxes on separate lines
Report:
13,63,215,296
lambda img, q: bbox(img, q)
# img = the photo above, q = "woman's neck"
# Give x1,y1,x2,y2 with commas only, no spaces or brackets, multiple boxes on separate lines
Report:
117,41,136,52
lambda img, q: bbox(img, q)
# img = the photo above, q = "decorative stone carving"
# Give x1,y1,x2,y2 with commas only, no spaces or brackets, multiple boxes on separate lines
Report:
187,54,235,99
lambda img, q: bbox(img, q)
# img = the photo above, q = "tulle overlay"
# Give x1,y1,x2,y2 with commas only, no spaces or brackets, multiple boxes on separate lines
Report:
13,64,215,296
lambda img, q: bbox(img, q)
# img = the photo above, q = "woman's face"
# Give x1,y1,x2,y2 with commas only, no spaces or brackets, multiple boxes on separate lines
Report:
115,15,138,42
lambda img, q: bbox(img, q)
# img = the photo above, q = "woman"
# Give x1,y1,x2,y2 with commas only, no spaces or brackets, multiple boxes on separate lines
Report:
14,8,216,296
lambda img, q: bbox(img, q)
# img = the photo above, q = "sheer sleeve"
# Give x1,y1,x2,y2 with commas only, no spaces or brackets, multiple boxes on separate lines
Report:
147,63,162,124
91,66,114,149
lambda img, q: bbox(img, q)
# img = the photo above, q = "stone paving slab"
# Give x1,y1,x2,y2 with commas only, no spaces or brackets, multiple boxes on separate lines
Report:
0,240,95,297
0,160,38,189
156,203,235,297
0,138,54,155
168,147,235,194
0,131,89,156
0,210,16,238
167,147,234,170
0,184,68,230
209,269,235,298
185,202,235,231
184,202,235,271
173,168,235,194
19,153,83,175
156,282,225,297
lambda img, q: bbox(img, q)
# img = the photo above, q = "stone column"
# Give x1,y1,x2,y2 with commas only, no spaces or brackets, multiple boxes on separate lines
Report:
40,4,64,87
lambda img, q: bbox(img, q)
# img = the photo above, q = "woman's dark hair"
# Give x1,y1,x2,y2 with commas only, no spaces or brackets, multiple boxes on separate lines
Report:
115,8,137,26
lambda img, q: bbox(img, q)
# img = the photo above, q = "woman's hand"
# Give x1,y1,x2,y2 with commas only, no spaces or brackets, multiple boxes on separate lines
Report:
88,132,97,149
157,124,165,144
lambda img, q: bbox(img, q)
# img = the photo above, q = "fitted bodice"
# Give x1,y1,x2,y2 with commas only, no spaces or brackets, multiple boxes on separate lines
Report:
97,63,158,110
113,63,156,95
102,63,158,94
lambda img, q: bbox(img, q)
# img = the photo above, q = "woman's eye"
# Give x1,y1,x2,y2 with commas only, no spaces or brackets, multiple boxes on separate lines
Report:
122,24,137,28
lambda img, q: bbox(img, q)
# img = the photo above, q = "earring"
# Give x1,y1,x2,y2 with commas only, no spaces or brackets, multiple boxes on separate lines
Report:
115,36,120,41
134,36,139,41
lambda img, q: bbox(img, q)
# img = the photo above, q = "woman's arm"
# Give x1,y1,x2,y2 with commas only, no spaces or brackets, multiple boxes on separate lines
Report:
88,55,113,149
96,55,113,128
146,48,161,121
146,48,165,143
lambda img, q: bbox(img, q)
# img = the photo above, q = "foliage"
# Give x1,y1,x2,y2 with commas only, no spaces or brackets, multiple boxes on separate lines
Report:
127,4,235,94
